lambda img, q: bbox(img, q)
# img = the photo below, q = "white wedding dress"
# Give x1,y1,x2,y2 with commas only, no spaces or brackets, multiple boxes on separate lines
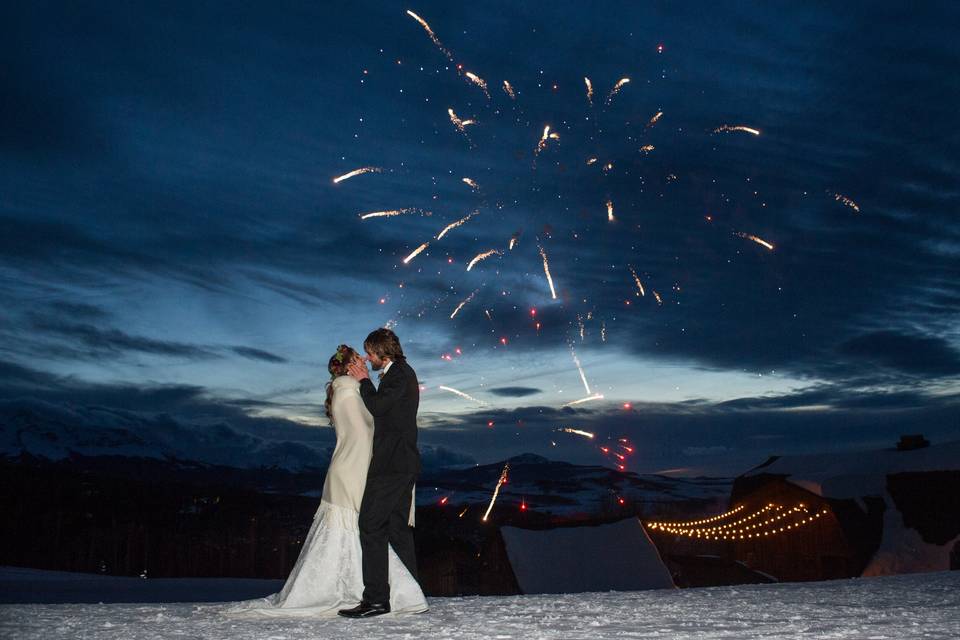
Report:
226,375,428,617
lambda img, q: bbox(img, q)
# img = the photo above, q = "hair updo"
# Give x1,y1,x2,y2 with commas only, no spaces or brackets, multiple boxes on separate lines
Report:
325,344,359,420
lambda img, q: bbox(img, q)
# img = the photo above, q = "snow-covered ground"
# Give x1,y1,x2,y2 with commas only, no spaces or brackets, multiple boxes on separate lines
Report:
1,568,958,639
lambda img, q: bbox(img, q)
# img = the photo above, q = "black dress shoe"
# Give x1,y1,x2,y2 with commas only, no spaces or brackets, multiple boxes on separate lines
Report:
338,601,391,618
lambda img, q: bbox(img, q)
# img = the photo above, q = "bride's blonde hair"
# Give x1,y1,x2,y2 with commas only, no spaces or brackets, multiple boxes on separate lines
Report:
325,344,359,421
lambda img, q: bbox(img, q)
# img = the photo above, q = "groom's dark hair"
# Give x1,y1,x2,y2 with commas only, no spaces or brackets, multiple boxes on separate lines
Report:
364,328,406,362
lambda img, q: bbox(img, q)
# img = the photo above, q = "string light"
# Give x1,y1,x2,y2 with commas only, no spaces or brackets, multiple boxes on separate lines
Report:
646,503,830,541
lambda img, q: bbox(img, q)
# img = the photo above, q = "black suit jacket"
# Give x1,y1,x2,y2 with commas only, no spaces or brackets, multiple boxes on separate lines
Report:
359,359,421,477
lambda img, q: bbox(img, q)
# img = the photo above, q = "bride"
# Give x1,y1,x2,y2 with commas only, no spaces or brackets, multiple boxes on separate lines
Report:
227,345,428,617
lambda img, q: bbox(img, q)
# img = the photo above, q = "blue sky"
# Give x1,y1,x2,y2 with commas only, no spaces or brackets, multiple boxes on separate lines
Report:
2,1,959,474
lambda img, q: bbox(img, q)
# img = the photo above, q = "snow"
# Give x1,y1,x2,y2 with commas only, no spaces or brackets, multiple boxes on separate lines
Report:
501,518,674,594
862,503,960,578
1,568,958,639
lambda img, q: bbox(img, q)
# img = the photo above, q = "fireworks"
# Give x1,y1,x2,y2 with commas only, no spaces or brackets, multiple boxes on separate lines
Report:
462,177,479,190
359,208,428,220
586,157,598,165
569,344,591,394
466,249,501,271
606,77,630,104
438,385,486,405
561,393,605,407
606,199,615,222
534,125,559,156
509,232,520,250
736,231,775,251
601,321,607,342
629,265,646,296
646,111,663,128
584,77,593,105
482,463,510,522
714,124,761,136
639,144,655,153
653,291,663,305
834,193,860,213
436,210,478,240
448,107,476,135
450,289,479,318
539,245,557,299
464,71,490,99
402,241,430,264
502,80,516,99
333,167,382,184
561,427,596,439
406,9,453,61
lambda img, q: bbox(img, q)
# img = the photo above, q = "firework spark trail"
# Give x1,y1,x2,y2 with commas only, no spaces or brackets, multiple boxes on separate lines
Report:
484,309,493,321
535,125,552,156
359,208,429,220
653,291,663,305
646,111,663,128
448,108,476,136
629,265,646,296
569,344,591,394
438,385,486,405
606,199,615,222
606,77,630,104
562,427,595,439
466,249,501,271
509,232,520,250
640,144,655,153
584,77,593,105
834,193,861,213
333,167,382,184
714,125,761,136
502,80,516,99
406,10,453,61
450,289,479,318
601,321,607,342
465,71,490,99
436,210,478,240
736,232,775,250
561,393,605,407
539,245,557,299
482,463,510,522
402,241,430,264
586,157,598,165
462,177,479,190
577,314,585,343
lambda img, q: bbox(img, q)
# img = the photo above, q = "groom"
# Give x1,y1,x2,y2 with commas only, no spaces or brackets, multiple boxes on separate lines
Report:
339,328,422,618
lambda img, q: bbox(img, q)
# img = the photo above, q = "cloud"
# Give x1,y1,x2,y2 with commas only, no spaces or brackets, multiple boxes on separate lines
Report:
488,386,542,398
29,316,217,360
838,330,960,377
230,346,288,363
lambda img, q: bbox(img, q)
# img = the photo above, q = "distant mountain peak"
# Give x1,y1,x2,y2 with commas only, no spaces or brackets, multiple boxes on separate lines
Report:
508,453,551,465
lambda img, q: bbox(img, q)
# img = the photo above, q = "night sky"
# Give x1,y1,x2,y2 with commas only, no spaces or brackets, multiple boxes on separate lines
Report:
2,1,959,475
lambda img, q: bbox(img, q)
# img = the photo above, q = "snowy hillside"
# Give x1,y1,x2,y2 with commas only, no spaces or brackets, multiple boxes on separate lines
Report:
1,567,958,639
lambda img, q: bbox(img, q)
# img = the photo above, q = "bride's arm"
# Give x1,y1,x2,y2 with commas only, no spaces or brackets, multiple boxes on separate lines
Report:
335,384,373,428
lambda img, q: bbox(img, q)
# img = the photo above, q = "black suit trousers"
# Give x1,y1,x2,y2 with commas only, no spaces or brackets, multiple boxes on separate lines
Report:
358,472,418,603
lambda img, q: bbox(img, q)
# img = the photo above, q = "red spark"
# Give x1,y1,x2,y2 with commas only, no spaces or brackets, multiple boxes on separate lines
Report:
487,420,495,428
623,402,632,410
618,496,626,505
500,337,508,345
439,496,449,505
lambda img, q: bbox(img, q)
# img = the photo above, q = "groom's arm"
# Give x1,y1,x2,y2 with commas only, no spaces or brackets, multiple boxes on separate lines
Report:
359,368,406,417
